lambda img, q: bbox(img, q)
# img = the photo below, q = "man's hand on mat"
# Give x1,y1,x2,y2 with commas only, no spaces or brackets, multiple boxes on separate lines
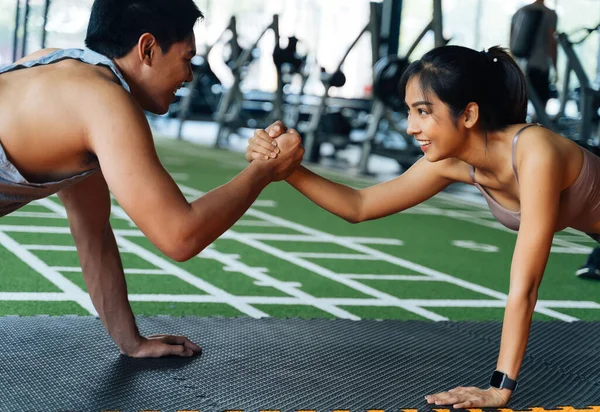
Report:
121,334,201,358
425,386,511,408
246,120,288,162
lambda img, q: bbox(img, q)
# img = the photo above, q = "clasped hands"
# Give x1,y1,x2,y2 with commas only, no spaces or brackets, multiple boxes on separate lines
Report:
246,121,304,181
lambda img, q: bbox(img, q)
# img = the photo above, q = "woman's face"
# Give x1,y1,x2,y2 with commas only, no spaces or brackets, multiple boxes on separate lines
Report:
405,76,466,162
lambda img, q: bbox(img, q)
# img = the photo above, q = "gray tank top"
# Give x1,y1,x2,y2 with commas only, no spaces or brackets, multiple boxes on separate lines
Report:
0,48,131,217
471,124,600,233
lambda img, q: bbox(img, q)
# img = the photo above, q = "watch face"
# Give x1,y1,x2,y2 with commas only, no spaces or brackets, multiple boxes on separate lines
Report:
490,371,505,387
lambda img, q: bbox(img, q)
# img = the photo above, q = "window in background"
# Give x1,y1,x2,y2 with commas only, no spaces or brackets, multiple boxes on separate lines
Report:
441,0,478,49
23,0,49,56
555,0,600,88
44,0,93,49
398,0,434,58
0,0,17,66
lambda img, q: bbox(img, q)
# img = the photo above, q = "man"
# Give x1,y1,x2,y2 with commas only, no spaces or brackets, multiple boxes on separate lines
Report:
510,0,558,111
0,0,302,357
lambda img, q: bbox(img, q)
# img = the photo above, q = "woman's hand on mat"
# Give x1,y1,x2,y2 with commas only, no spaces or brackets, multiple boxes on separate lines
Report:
425,386,511,408
121,334,201,358
246,120,288,162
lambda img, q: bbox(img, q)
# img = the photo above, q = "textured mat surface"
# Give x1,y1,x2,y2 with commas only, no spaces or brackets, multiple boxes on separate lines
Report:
0,316,599,411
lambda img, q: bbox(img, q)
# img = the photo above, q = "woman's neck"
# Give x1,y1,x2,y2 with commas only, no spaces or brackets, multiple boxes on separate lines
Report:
455,127,515,175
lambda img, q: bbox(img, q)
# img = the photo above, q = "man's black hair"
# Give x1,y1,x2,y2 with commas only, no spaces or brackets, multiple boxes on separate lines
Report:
85,0,203,58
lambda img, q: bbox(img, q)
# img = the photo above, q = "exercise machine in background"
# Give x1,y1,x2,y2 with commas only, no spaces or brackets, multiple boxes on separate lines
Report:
301,0,404,164
213,15,282,148
174,17,240,139
555,23,600,148
357,0,449,174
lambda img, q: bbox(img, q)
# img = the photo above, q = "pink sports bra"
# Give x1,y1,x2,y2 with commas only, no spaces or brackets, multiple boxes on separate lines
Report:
470,124,600,233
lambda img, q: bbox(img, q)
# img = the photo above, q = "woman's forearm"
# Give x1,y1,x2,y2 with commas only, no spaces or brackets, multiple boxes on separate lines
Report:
495,292,537,389
286,166,363,223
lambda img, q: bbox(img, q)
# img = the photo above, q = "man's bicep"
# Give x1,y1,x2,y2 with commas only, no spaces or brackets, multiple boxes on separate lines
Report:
85,95,190,244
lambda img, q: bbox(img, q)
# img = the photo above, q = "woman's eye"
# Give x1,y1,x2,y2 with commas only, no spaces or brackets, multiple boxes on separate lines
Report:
418,108,428,115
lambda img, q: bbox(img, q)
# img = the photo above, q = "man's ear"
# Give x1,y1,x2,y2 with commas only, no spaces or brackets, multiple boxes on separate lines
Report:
463,102,480,129
137,33,157,65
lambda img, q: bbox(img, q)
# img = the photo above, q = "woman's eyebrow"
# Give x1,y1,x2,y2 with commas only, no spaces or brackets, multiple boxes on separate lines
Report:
410,101,433,107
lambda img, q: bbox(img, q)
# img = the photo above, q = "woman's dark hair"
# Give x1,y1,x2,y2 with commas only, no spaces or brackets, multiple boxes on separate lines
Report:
399,45,527,132
85,0,203,59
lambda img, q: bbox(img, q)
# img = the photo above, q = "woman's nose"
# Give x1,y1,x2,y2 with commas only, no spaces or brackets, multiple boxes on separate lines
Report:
406,114,420,136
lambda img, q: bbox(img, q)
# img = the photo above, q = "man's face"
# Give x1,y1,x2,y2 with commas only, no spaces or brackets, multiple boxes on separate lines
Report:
142,33,196,114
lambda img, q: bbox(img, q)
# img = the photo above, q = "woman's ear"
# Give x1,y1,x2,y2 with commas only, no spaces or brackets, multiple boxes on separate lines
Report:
463,102,480,129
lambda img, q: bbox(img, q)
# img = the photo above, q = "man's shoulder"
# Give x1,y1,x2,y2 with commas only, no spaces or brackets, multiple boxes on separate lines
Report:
68,61,128,96
13,48,61,65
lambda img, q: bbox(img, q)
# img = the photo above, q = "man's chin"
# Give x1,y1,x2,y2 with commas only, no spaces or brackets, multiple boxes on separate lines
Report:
144,104,170,115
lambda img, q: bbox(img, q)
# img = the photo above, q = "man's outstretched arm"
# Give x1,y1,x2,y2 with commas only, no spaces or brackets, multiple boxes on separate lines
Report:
58,171,200,357
83,86,303,262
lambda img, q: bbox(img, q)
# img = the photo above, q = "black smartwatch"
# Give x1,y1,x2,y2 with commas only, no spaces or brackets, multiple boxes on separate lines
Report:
490,370,518,391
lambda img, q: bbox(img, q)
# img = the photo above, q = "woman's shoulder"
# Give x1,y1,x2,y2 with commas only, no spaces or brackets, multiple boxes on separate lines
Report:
428,157,473,184
513,124,574,174
512,123,567,151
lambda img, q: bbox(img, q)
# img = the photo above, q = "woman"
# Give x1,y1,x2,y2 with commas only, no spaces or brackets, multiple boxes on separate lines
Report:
246,45,600,407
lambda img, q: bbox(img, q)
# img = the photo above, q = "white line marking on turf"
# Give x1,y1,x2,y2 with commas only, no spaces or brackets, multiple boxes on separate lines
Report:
241,233,403,245
23,244,130,253
6,212,64,219
555,235,599,243
23,245,79,251
234,220,278,227
0,231,96,315
549,246,593,254
121,236,271,318
199,247,361,320
252,200,277,208
0,292,598,311
253,281,303,288
50,266,169,275
37,198,268,319
340,237,403,245
236,204,578,322
451,240,499,253
289,252,380,260
341,274,441,281
228,233,449,321
0,292,77,301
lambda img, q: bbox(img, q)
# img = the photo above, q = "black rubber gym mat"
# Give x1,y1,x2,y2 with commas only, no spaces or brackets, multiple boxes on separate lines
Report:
0,316,598,411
